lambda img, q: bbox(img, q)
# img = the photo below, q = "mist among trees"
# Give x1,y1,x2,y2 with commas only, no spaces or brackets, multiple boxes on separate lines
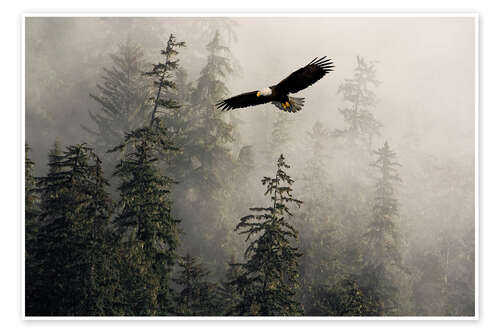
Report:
24,17,475,317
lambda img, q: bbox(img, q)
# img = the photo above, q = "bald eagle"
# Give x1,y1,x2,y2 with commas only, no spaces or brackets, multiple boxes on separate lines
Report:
216,56,334,113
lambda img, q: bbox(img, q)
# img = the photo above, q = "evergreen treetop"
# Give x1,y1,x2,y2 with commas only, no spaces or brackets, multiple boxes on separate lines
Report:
334,56,382,148
232,154,303,316
85,38,151,152
144,33,186,126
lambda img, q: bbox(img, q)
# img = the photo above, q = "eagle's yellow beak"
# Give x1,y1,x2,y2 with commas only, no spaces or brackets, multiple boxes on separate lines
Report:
256,91,261,97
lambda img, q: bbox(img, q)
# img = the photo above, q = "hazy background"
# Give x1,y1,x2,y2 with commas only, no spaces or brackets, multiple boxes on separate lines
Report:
26,17,475,162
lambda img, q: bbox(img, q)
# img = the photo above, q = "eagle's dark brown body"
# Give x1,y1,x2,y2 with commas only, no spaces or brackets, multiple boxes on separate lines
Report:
216,57,333,113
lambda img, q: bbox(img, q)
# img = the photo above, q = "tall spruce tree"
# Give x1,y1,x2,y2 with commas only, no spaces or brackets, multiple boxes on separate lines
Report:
143,33,185,127
334,56,382,149
32,143,114,316
232,154,303,316
173,253,218,316
85,38,152,155
110,35,185,315
173,31,236,270
361,141,403,315
110,125,180,315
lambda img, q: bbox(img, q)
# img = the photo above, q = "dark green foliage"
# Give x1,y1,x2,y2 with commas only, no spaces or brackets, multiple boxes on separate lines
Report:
143,33,185,126
107,36,185,316
232,154,303,316
110,123,180,316
334,56,382,149
25,143,40,315
25,144,40,226
85,38,152,154
31,142,115,316
309,279,378,316
173,254,218,316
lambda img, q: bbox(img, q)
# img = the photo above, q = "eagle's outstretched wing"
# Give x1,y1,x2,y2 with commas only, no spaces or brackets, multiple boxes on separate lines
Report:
216,90,272,111
275,57,334,94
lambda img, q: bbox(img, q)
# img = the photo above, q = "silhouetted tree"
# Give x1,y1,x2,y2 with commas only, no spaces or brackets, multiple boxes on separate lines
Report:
110,124,180,315
144,33,185,127
232,154,303,316
32,143,114,315
25,143,40,315
109,36,185,315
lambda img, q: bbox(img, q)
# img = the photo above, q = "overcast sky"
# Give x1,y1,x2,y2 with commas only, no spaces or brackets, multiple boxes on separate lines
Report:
226,17,475,159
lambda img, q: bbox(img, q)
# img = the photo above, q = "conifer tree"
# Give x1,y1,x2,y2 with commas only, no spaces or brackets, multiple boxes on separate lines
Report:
172,31,236,267
25,143,40,315
110,125,180,316
334,56,382,149
143,33,185,127
361,141,403,315
33,143,114,316
25,144,39,229
309,279,378,316
173,253,218,316
110,35,185,315
189,30,234,179
232,154,303,316
85,38,152,154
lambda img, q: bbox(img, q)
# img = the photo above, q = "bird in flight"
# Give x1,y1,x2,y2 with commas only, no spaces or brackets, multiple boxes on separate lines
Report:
216,56,334,113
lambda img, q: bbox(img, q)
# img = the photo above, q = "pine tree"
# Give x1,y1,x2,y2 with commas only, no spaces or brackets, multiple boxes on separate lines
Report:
232,154,303,316
25,144,39,229
143,33,185,127
173,253,218,316
32,143,114,316
85,38,152,154
109,36,185,315
309,279,377,316
25,143,40,315
361,141,403,315
171,31,236,269
110,124,180,315
334,56,382,149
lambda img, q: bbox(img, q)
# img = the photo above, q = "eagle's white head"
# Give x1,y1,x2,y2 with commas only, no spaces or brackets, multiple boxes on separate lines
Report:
256,87,272,97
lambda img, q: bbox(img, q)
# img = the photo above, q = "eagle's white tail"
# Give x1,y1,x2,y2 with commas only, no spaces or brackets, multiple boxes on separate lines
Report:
272,97,306,113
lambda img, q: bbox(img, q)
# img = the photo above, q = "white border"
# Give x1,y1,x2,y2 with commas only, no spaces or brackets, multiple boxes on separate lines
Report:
20,13,479,321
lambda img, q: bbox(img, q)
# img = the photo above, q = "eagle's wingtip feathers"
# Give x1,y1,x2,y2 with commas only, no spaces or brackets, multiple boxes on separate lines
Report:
216,100,233,111
309,56,335,74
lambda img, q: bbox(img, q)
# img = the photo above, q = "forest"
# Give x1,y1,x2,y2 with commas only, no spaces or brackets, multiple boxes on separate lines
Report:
24,17,475,316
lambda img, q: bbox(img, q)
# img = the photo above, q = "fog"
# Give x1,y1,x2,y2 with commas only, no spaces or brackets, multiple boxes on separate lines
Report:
25,16,475,316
